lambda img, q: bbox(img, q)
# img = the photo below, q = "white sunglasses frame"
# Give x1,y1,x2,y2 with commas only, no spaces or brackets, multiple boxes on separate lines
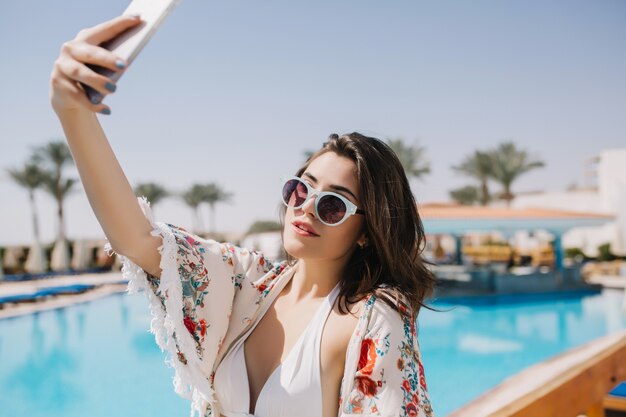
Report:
281,176,365,226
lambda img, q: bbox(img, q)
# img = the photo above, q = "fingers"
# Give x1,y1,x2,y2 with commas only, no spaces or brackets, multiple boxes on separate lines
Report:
65,42,128,74
50,15,138,115
55,58,117,102
76,14,142,46
55,73,112,115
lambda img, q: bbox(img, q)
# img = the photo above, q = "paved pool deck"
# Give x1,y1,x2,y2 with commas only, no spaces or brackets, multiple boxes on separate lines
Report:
0,271,128,320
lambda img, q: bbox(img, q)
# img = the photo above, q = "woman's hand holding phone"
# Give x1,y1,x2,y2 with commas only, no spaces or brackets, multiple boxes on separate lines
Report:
49,14,142,116
47,6,179,280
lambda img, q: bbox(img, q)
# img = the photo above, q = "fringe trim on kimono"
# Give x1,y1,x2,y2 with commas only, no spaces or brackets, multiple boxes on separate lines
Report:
104,196,215,417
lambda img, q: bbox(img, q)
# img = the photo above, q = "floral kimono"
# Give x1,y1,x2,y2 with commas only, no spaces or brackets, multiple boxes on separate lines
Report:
108,197,435,417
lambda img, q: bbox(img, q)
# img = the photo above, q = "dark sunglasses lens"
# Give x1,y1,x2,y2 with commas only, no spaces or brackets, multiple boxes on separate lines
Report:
318,195,347,224
282,179,308,207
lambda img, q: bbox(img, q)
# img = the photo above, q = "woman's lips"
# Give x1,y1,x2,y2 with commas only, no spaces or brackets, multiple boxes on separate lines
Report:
292,223,319,237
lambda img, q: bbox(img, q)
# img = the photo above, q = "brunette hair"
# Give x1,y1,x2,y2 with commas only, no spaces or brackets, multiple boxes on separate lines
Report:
279,132,439,325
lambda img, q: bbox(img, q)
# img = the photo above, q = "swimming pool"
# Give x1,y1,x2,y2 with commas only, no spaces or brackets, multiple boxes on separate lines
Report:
0,287,624,416
422,288,626,416
0,292,189,417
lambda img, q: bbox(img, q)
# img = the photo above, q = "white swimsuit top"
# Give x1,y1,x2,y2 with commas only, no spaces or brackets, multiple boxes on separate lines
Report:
214,282,342,417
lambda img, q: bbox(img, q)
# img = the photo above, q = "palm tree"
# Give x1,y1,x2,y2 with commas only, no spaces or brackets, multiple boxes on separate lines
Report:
181,184,206,234
35,141,77,240
35,141,78,271
200,183,233,233
6,159,48,273
449,185,480,206
488,141,545,207
386,138,431,180
134,182,169,216
451,150,494,206
7,159,45,243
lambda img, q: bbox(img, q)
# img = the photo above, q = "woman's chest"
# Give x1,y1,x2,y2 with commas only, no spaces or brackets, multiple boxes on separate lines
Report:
241,296,363,416
244,297,324,410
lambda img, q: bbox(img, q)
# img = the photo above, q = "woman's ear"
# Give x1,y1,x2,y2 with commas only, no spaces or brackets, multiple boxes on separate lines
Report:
356,232,368,248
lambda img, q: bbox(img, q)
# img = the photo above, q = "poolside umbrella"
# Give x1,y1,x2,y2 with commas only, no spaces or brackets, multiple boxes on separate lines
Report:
50,238,71,271
25,241,48,274
3,246,24,272
71,239,91,271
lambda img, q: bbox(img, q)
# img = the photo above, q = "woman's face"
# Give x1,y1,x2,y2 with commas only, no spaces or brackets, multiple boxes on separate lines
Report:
283,151,366,262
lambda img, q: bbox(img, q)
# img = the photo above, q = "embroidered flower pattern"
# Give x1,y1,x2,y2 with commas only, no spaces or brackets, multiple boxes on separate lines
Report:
147,224,282,361
253,261,288,305
344,332,389,413
342,294,435,417
397,312,434,417
220,243,236,267
232,273,245,289
163,224,213,355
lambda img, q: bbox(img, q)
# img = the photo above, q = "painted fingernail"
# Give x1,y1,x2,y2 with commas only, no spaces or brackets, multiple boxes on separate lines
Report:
99,108,111,115
105,82,116,92
115,60,126,69
91,95,102,105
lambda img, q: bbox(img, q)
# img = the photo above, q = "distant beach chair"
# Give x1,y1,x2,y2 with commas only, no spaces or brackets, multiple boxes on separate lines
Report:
0,284,95,309
35,284,95,297
0,293,41,305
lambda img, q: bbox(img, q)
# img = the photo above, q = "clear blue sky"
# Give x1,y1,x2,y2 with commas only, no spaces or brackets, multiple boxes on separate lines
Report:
1,0,625,246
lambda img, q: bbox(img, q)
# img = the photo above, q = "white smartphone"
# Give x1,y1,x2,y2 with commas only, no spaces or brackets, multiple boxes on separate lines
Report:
81,0,182,104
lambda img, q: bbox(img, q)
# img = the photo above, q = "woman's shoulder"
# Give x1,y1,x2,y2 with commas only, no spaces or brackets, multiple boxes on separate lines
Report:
339,287,434,417
366,286,415,334
330,285,414,358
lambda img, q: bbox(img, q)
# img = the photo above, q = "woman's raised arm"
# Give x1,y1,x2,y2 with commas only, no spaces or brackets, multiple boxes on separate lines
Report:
49,14,162,277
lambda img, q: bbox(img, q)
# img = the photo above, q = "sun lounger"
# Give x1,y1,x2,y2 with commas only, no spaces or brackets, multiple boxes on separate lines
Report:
0,293,41,304
604,381,626,412
35,284,95,297
0,284,96,308
2,267,111,282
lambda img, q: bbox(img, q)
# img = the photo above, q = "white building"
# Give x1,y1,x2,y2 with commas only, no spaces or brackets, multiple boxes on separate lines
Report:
512,148,626,256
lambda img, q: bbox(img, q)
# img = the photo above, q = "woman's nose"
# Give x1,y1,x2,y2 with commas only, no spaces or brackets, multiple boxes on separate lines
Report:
300,192,318,217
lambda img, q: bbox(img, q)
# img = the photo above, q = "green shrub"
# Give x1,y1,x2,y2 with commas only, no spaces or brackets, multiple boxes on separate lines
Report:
565,247,585,259
597,243,617,261
246,220,282,235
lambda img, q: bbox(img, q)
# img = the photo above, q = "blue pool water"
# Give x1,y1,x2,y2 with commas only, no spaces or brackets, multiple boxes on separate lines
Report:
421,288,626,416
0,287,625,416
0,292,189,417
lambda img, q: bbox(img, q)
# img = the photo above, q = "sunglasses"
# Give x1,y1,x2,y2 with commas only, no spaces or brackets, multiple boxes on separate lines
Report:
281,176,366,226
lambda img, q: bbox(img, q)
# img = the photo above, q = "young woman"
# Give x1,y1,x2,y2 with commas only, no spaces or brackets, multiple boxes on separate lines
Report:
49,14,437,417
